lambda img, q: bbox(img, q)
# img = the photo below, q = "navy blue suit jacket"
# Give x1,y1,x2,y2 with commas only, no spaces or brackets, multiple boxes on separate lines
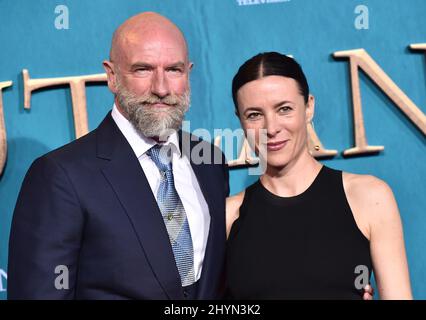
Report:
8,113,229,299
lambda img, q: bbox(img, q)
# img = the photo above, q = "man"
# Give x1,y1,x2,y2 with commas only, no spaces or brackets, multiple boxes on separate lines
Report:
8,12,229,299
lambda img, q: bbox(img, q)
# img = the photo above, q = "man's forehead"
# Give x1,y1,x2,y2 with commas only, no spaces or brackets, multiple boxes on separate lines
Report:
122,37,188,64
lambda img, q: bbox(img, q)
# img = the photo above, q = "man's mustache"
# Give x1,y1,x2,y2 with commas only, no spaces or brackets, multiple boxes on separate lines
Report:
129,94,184,107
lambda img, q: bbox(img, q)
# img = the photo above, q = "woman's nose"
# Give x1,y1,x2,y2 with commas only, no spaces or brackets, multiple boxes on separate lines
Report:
265,115,281,137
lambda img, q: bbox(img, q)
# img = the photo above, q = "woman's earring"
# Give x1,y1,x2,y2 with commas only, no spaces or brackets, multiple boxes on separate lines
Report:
310,121,320,151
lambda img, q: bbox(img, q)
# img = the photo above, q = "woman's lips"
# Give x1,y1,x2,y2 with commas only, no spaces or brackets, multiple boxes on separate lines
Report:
266,140,289,151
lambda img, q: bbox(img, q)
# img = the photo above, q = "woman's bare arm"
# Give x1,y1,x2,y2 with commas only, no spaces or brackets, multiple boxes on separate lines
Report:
344,173,412,299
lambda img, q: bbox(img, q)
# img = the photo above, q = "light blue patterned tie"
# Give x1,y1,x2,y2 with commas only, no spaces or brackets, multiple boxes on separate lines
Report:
147,144,195,287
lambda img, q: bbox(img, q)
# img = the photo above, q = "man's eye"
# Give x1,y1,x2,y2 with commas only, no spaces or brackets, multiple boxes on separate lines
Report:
168,68,183,73
135,68,150,73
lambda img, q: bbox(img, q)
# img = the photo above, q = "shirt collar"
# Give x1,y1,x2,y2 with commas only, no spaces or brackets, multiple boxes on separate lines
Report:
111,103,181,158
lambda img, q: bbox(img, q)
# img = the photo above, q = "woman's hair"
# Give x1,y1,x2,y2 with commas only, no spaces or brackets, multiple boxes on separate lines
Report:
232,52,310,114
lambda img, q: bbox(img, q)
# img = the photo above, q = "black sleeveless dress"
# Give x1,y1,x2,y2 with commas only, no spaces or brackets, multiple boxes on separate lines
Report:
226,166,372,299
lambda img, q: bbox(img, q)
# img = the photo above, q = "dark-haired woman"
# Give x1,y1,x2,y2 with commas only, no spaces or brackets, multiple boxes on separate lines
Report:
226,52,412,299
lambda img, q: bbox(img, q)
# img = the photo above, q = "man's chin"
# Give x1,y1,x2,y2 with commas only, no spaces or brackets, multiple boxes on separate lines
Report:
142,103,176,112
128,107,186,139
135,124,180,140
147,103,176,109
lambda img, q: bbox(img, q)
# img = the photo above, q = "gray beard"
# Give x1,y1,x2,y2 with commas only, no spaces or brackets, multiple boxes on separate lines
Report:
115,81,190,141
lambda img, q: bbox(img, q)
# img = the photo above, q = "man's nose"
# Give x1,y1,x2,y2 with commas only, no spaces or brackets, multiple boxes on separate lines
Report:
151,70,170,98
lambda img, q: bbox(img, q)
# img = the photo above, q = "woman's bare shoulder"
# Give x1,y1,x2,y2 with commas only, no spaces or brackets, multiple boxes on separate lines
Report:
342,172,394,202
226,191,245,237
342,171,398,231
226,191,246,217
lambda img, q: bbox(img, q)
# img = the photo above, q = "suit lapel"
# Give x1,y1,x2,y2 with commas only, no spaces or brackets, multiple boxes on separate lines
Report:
180,132,226,299
190,162,222,299
97,114,183,299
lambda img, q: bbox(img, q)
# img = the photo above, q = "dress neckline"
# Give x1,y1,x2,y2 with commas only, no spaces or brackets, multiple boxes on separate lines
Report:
256,165,327,206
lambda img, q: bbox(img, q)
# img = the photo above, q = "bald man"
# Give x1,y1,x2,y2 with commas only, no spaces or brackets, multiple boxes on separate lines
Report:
8,12,229,300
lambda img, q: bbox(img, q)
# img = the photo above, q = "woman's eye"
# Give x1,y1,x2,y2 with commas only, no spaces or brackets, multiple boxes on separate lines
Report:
247,112,261,120
279,106,292,113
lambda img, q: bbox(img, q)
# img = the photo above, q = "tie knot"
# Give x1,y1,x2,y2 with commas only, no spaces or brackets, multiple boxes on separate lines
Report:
148,144,173,172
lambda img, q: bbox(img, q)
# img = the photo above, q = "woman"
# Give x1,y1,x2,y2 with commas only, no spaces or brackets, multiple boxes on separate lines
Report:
226,52,412,299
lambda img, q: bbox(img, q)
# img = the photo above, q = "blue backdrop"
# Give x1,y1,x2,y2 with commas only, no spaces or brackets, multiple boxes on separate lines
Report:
0,0,425,299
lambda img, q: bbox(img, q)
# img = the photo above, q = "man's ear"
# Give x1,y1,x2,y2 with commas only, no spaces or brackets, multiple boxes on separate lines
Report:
306,94,315,123
188,62,194,72
103,60,117,94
